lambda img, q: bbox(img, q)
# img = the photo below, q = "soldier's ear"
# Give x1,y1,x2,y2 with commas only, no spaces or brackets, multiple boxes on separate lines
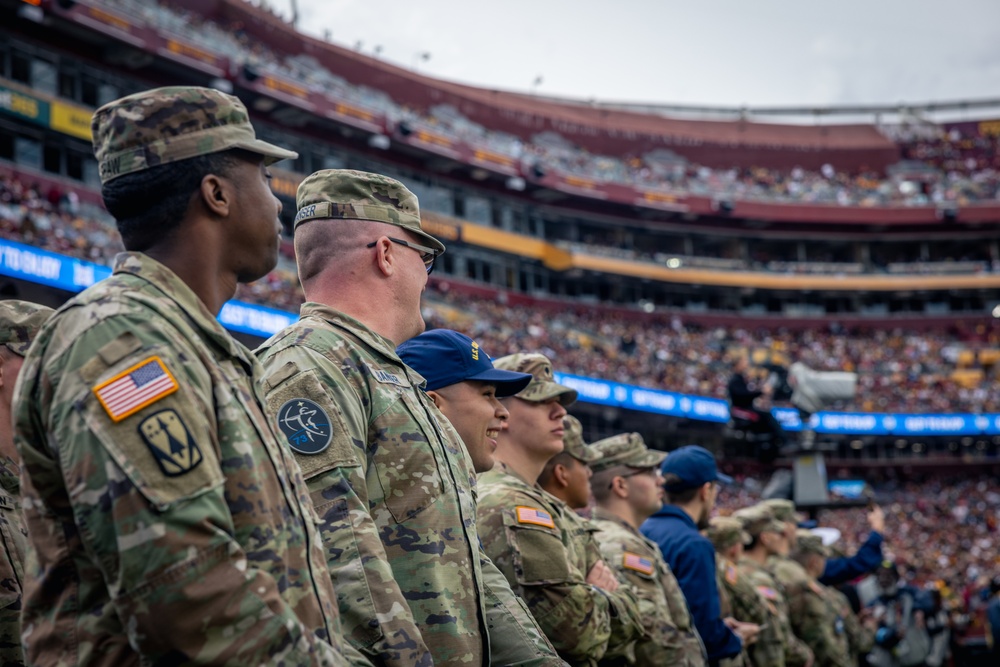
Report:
425,389,444,409
199,172,231,219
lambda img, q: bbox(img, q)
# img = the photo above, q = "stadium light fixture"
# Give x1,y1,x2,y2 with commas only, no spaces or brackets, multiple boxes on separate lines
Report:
505,176,526,191
367,134,391,150
991,304,1000,318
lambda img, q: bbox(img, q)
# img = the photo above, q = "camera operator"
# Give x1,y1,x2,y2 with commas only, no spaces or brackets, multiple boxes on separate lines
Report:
727,356,787,453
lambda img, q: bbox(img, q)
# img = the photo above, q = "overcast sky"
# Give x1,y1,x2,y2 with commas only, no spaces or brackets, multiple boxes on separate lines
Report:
288,0,1000,111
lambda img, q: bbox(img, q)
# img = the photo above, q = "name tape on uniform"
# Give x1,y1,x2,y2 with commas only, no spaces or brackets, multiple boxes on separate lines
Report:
623,552,655,575
515,506,555,529
365,363,409,388
93,356,178,422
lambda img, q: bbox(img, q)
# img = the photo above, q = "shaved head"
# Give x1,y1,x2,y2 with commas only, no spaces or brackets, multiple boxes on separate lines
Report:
295,218,380,286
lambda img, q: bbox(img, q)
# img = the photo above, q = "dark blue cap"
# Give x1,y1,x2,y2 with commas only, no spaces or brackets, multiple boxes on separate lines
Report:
397,329,532,397
660,445,733,491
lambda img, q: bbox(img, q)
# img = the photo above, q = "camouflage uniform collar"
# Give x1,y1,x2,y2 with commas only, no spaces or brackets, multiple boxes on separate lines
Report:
491,460,535,488
112,252,252,366
298,302,425,384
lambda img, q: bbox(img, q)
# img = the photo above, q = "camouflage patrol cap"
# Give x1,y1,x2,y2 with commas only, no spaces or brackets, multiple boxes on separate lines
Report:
493,353,577,407
589,432,667,473
794,529,829,557
293,169,446,253
561,415,599,463
760,499,802,524
92,86,297,184
733,505,786,538
0,300,54,357
705,516,752,552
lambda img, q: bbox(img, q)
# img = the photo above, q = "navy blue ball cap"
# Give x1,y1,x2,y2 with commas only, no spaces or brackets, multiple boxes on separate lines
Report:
397,329,532,397
659,445,733,491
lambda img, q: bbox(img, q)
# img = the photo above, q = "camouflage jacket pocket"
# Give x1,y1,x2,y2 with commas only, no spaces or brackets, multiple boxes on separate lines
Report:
369,397,445,525
504,512,571,585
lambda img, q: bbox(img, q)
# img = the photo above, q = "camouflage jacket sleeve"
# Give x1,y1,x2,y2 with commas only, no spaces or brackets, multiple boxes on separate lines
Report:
0,459,25,667
785,581,851,667
478,544,568,666
258,345,433,667
593,520,703,667
15,313,347,666
477,484,617,665
573,515,644,663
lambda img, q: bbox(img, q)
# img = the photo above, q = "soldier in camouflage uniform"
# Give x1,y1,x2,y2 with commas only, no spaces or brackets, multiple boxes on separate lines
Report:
771,531,851,667
828,583,873,665
589,432,706,667
476,354,644,666
734,505,815,667
14,87,362,665
257,171,564,667
0,301,53,666
707,517,779,667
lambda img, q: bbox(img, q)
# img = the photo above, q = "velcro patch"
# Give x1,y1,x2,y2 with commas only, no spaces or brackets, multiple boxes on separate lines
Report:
93,356,178,422
623,552,655,576
137,409,202,477
515,506,555,529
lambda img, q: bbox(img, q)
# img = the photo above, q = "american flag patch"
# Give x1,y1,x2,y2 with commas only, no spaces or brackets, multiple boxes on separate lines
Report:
515,506,555,528
757,585,778,601
623,552,655,575
93,356,178,422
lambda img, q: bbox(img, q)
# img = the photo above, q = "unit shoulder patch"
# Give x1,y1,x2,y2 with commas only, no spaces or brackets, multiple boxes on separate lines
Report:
623,551,655,576
138,409,202,477
276,397,333,455
515,506,556,529
93,356,178,422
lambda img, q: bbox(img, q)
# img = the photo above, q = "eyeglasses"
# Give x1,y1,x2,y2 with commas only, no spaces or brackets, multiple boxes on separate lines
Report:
608,467,658,489
367,237,440,274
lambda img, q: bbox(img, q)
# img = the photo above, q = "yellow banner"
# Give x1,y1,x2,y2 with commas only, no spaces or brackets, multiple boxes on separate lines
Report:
50,101,92,140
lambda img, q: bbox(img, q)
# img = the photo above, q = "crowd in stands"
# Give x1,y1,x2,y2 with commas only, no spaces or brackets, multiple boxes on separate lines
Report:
3,172,1000,414
716,473,1000,621
423,288,1000,414
0,175,120,265
99,0,1000,207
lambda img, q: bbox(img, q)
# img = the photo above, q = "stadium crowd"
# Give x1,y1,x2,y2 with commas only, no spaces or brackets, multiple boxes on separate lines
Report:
3,172,999,415
97,0,1000,207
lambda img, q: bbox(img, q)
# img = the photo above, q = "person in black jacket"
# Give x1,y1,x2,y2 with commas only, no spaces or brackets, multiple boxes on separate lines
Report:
727,355,787,453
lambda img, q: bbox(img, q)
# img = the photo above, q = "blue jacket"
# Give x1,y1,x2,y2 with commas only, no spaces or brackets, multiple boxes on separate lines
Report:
987,596,1000,654
641,505,742,664
820,531,884,586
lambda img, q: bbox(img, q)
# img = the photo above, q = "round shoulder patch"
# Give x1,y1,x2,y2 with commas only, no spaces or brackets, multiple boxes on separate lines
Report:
277,398,332,455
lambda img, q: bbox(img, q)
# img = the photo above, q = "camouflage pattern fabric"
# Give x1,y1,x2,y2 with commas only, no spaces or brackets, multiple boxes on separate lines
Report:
591,507,706,667
738,557,814,667
588,433,666,473
0,300,54,356
561,415,600,463
716,556,783,667
92,86,296,183
294,169,445,252
0,456,25,667
828,585,873,663
770,556,851,667
14,253,357,666
0,300,53,667
493,353,578,406
714,563,748,667
476,463,644,666
256,303,563,667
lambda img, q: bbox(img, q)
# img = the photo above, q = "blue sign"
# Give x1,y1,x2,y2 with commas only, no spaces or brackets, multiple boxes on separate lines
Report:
5,239,1000,436
554,371,731,423
0,238,295,339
